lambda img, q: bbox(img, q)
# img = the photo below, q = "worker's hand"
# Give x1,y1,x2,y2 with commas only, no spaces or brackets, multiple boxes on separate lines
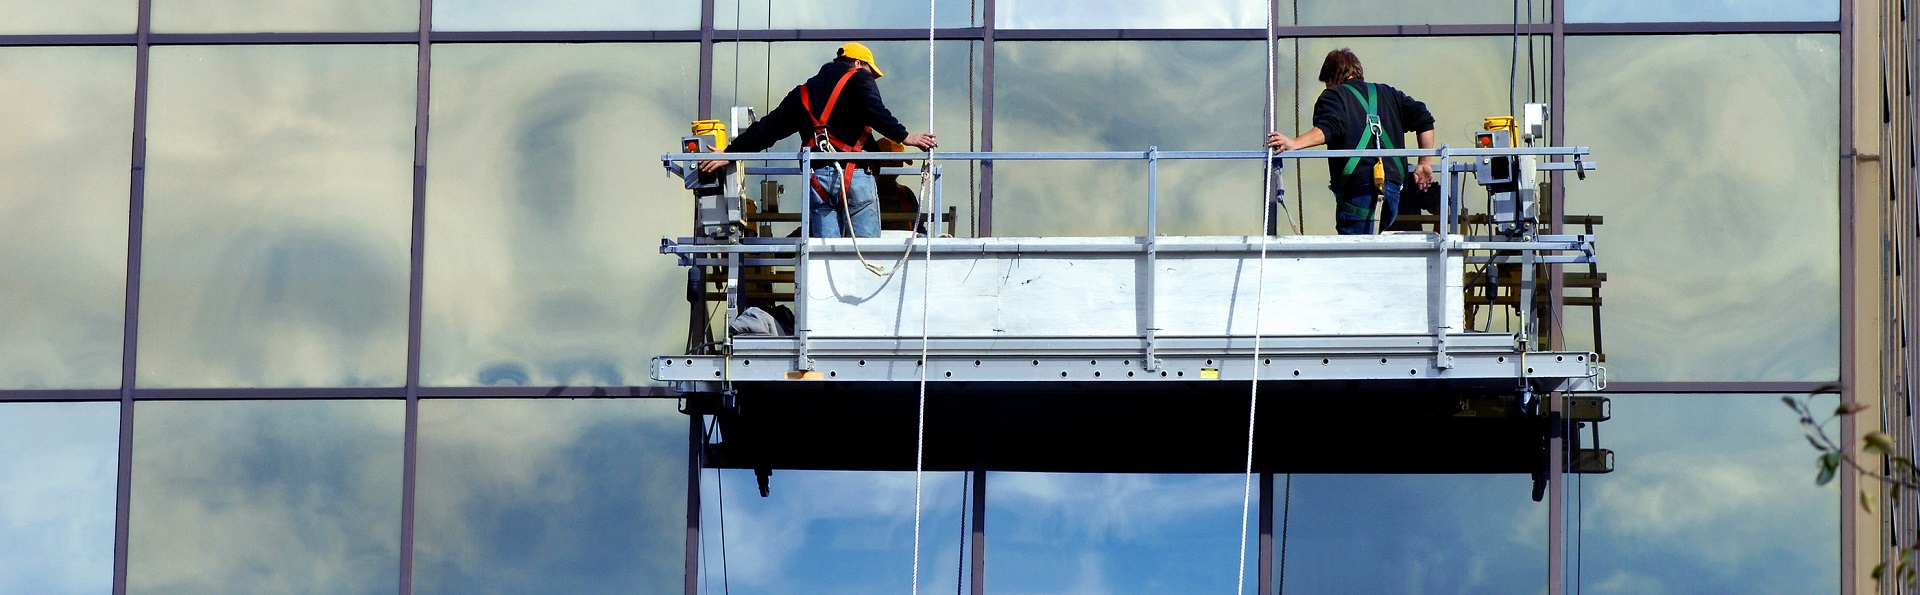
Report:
1413,161,1435,190
698,159,730,173
903,133,938,150
1267,131,1294,153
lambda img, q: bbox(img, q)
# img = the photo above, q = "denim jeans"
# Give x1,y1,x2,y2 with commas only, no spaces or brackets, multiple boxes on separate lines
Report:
808,165,880,238
1334,179,1401,235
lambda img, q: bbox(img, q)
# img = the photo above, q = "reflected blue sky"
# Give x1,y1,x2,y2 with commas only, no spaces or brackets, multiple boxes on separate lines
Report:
0,403,118,594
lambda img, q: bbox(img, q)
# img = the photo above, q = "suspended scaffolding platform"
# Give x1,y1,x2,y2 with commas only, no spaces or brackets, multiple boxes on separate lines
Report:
653,147,1611,480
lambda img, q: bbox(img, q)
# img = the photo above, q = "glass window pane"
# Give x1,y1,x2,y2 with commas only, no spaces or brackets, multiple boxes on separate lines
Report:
715,41,984,237
434,0,698,32
700,468,970,592
1575,394,1836,591
0,0,135,34
718,0,980,29
1564,35,1838,381
421,43,695,387
0,47,134,389
151,0,416,33
1274,475,1543,591
413,399,687,592
987,473,1247,592
0,402,119,593
1568,0,1836,23
995,0,1266,29
1288,36,1549,235
1296,0,1533,26
139,45,416,389
127,399,404,593
992,41,1281,237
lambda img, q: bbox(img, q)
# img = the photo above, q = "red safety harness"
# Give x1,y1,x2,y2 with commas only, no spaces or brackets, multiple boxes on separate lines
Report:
798,67,874,207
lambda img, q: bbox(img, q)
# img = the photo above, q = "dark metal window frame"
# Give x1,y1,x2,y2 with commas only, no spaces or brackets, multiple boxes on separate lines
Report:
0,2,1854,594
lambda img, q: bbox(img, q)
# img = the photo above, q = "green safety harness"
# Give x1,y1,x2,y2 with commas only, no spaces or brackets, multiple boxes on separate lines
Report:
1336,81,1399,222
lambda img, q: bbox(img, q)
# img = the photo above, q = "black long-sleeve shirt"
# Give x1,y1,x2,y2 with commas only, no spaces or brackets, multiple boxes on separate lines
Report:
1309,78,1435,195
728,60,912,155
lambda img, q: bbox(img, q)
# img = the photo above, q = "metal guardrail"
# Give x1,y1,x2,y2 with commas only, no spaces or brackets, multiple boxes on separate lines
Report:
663,146,1598,374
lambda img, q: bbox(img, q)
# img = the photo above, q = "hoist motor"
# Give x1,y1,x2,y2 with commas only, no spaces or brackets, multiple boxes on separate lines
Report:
1475,113,1542,239
664,119,747,243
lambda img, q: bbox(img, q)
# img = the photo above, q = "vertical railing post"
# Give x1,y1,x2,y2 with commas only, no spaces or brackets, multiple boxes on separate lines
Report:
1433,145,1453,369
1144,147,1160,371
797,148,812,370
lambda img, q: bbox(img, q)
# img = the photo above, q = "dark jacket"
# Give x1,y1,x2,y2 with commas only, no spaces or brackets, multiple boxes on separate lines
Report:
728,60,911,155
1310,79,1435,195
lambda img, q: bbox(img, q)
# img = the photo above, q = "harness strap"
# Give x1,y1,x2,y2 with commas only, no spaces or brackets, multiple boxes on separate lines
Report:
798,68,871,153
1338,82,1400,179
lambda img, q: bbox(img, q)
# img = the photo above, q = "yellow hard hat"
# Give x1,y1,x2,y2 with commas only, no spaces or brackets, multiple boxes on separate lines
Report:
837,42,884,78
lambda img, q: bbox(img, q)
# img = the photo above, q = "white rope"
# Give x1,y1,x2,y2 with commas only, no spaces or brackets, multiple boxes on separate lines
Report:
1235,2,1278,594
910,1,937,593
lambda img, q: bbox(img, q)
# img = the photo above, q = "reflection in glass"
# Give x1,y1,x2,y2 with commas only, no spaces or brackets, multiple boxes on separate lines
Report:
1289,37,1548,235
702,468,969,593
151,0,416,33
987,473,1246,593
138,45,415,389
1567,0,1836,23
1275,475,1543,591
434,0,698,31
421,43,696,387
413,399,687,593
717,0,979,29
992,41,1279,237
0,0,134,34
715,41,983,237
127,400,404,594
0,47,134,389
1296,0,1534,26
1575,394,1835,591
0,403,119,593
1564,35,1838,381
996,0,1265,29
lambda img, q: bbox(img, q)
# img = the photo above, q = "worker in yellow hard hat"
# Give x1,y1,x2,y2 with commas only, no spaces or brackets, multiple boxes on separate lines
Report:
701,42,938,238
1268,48,1437,235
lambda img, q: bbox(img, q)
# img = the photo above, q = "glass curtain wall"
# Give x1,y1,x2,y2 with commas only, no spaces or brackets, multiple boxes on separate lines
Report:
0,0,1852,593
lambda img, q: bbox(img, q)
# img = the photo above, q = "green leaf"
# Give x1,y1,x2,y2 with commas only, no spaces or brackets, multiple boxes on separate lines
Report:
1867,431,1897,456
1817,452,1842,486
1863,489,1878,514
1874,561,1887,581
1783,396,1800,409
1837,401,1871,415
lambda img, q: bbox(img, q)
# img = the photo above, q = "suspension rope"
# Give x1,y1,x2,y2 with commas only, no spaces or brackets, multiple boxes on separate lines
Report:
909,1,938,593
1235,2,1278,594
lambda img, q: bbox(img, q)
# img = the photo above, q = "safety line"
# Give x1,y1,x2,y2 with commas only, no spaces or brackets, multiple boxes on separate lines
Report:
1235,1,1279,593
910,1,938,593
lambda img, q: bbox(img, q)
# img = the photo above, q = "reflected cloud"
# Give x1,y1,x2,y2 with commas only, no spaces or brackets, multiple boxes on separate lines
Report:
0,0,134,34
413,399,685,593
421,43,699,387
0,47,134,389
699,468,970,594
1570,394,1835,593
435,0,700,31
1564,35,1839,381
138,45,416,388
992,41,1274,237
149,0,415,33
1567,0,1838,23
997,0,1262,29
127,400,403,594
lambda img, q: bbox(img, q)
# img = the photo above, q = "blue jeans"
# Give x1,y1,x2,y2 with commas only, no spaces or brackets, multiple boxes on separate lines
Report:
1334,179,1401,235
808,165,880,238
